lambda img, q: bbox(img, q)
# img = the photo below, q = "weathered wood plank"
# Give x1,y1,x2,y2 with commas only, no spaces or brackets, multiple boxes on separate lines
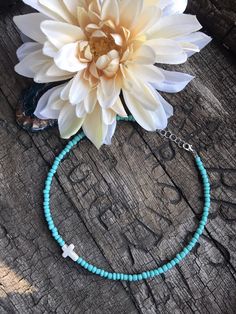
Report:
187,0,236,54
0,4,236,314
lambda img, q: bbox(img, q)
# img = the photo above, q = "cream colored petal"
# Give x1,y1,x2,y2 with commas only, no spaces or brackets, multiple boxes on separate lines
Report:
16,42,42,61
96,55,110,70
147,14,202,39
110,34,123,46
125,64,165,84
58,102,85,139
41,20,85,49
123,90,168,131
69,72,90,104
103,120,117,145
111,98,127,117
103,58,120,77
39,0,75,24
23,0,66,21
76,102,87,117
161,0,188,16
131,45,156,65
152,68,194,93
101,0,119,25
82,104,107,149
63,0,81,17
77,7,90,30
84,89,97,113
60,79,73,100
43,41,58,58
119,0,143,29
132,6,161,36
54,42,87,72
34,62,73,83
14,13,47,44
102,108,116,125
97,76,121,108
175,32,212,57
15,50,48,78
146,38,187,64
34,84,66,119
46,64,73,77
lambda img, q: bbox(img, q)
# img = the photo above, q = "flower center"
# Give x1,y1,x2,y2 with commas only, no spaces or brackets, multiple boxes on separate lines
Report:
89,35,120,61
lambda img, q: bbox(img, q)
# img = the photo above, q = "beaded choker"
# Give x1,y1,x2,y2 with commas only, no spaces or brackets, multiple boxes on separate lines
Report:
43,116,211,282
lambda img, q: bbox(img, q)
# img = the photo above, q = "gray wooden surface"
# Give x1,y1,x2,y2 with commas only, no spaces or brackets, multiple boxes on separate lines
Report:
0,2,236,314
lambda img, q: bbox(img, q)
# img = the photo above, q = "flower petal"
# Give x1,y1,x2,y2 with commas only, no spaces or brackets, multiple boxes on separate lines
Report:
148,14,202,39
152,68,194,93
54,42,87,72
103,120,117,145
23,0,67,21
69,72,90,105
101,0,120,25
39,0,75,23
123,89,168,131
14,13,47,44
41,20,85,49
132,5,161,36
161,0,188,16
176,32,212,57
119,0,143,29
97,76,121,108
16,42,42,61
146,38,187,64
58,103,85,139
131,45,156,65
34,84,66,119
15,50,49,78
83,104,107,149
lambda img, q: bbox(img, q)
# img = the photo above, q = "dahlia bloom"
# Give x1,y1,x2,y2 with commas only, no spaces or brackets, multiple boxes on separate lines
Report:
14,0,211,148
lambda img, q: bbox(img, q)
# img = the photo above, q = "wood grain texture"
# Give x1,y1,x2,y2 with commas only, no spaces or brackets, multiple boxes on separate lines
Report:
0,3,236,314
187,0,236,54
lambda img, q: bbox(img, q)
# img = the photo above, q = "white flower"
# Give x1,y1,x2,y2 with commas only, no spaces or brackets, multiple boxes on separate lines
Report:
14,0,211,148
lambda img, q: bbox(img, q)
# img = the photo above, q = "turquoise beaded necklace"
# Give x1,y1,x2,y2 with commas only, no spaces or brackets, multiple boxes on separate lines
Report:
43,116,211,282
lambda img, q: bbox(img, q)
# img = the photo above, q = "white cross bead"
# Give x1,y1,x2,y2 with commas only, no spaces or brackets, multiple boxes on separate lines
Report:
62,244,79,262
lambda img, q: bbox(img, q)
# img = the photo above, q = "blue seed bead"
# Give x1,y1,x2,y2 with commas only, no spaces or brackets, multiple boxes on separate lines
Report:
80,260,86,267
154,269,160,276
163,265,168,272
183,248,189,255
166,263,173,270
170,260,176,267
100,270,105,277
116,273,121,280
176,254,182,261
96,268,101,275
138,274,143,280
158,267,164,274
120,274,124,281
54,234,60,240
180,252,186,259
88,264,93,272
149,271,155,278
49,224,55,230
142,272,148,279
174,257,179,264
108,273,113,280
77,258,83,264
112,273,117,280
133,274,138,281
58,239,65,247
187,244,193,251
103,272,109,278
146,271,151,278
128,275,133,281
123,274,128,281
